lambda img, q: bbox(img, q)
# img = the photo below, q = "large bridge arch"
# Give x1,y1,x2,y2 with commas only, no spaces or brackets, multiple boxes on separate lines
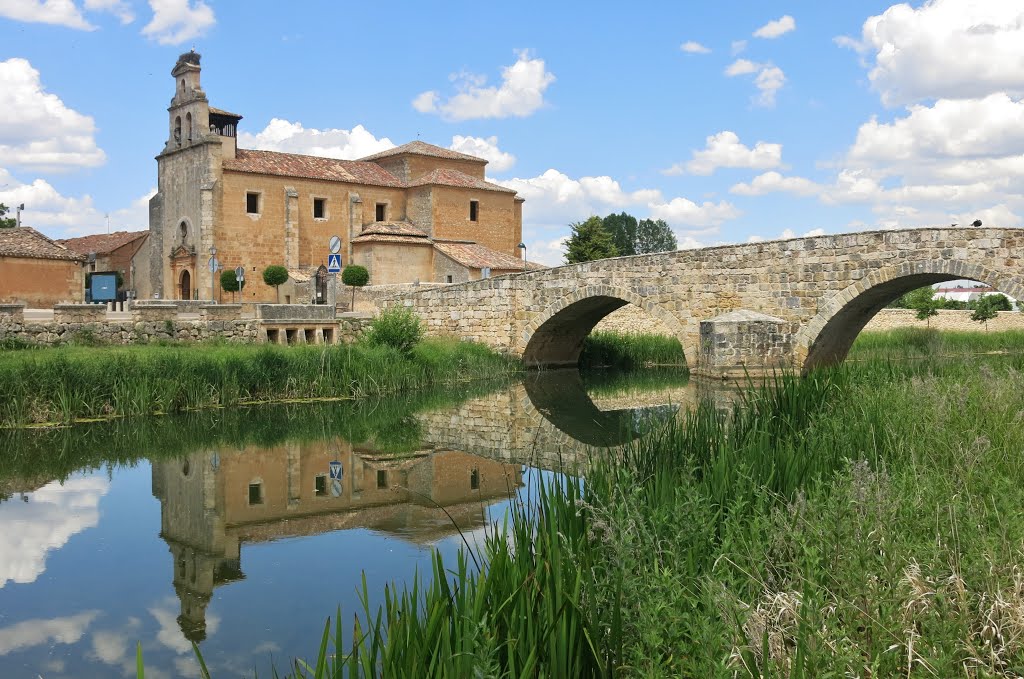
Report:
520,284,691,369
796,259,1024,372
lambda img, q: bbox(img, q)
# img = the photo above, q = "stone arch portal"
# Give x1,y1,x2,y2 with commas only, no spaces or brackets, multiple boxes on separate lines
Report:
521,285,691,369
797,260,1024,373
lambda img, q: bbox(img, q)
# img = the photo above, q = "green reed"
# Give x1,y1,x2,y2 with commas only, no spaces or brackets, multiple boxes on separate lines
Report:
0,338,517,428
579,331,687,369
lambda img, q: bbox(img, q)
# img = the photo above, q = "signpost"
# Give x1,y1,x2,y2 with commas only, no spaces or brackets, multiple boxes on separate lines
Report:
329,460,343,480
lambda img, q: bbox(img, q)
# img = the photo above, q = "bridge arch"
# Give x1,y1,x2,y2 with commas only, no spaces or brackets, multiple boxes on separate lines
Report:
796,259,1024,373
521,284,692,368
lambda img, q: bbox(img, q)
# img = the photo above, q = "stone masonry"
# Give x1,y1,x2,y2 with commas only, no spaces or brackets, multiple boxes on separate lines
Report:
390,227,1024,374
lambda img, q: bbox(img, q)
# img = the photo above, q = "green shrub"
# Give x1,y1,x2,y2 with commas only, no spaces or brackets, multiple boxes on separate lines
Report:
364,307,423,354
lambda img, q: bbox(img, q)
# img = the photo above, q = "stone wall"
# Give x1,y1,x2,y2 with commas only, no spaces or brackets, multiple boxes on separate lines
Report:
592,303,675,335
0,317,262,347
863,308,1024,332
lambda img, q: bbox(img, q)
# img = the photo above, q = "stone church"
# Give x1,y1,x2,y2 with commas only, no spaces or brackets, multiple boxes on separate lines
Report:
146,51,530,303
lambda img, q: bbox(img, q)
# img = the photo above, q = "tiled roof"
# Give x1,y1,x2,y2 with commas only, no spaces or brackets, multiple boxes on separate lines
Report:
432,241,531,271
224,149,404,187
0,227,86,261
360,221,429,238
58,230,148,256
407,168,517,194
209,106,242,119
352,233,433,245
359,141,487,164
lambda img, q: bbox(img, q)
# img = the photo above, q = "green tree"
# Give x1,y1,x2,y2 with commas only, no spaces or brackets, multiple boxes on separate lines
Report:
602,212,638,257
890,285,935,309
635,218,677,254
565,216,619,264
970,295,999,331
979,293,1012,311
220,269,243,301
342,264,369,310
262,265,289,303
0,203,16,228
914,298,939,327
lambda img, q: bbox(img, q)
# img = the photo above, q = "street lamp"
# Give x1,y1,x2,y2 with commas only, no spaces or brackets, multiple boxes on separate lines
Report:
16,203,24,228
517,241,526,263
209,246,218,302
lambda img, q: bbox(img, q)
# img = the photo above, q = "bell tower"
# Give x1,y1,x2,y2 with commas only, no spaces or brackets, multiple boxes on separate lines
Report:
166,50,211,151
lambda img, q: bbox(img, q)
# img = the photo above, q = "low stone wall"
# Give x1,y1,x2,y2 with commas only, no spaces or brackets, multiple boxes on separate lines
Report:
0,303,25,323
0,318,263,347
201,304,242,320
256,303,336,321
53,304,107,324
592,303,675,336
864,308,1024,332
351,283,445,313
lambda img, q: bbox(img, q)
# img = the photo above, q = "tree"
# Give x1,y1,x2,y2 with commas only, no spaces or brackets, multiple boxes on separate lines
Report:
970,295,999,331
979,293,1012,311
262,265,289,303
565,216,619,264
220,269,243,302
602,212,638,257
914,297,940,328
635,218,677,254
0,203,16,228
342,264,369,310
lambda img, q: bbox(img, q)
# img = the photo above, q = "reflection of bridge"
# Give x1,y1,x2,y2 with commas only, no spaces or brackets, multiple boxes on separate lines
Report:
151,445,521,643
395,228,1024,374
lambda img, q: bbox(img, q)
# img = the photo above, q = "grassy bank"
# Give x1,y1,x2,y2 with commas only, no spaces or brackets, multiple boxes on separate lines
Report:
0,338,517,428
580,331,687,369
850,326,1024,361
236,337,1024,677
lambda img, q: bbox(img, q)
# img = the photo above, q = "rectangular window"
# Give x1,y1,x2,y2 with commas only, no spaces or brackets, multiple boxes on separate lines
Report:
246,192,260,214
375,203,386,221
469,200,479,222
445,275,453,284
376,470,388,489
470,469,480,490
315,474,327,497
313,198,326,219
248,482,262,505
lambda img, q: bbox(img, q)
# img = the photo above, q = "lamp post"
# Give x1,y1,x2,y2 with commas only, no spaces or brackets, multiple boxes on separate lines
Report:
209,246,217,302
517,241,526,263
16,203,24,228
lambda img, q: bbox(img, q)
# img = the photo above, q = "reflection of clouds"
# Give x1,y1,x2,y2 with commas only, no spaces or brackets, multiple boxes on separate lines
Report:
0,611,99,655
0,475,109,587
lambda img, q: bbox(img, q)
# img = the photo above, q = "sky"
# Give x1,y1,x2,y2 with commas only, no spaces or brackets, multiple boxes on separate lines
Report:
1,0,1023,266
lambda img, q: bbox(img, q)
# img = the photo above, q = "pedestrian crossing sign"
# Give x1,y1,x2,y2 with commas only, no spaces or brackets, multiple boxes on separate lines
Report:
327,254,342,273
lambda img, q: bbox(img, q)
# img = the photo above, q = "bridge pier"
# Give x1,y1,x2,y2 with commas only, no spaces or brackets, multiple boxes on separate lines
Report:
694,310,795,378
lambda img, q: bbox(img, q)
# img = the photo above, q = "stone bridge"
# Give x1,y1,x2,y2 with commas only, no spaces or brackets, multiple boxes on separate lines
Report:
395,227,1024,374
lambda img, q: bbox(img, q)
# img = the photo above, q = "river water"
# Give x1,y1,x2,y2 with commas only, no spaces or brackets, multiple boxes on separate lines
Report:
0,369,736,678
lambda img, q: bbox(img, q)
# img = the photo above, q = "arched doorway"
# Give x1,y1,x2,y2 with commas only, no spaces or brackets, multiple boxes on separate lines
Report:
180,270,191,300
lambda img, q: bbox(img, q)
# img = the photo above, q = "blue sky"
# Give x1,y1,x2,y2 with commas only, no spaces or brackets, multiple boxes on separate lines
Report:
2,0,1023,265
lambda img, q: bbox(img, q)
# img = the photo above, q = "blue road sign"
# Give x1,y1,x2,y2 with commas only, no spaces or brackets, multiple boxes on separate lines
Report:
329,460,343,480
327,254,342,273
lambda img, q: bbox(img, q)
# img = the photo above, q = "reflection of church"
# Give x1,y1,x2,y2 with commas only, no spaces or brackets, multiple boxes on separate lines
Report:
151,440,522,642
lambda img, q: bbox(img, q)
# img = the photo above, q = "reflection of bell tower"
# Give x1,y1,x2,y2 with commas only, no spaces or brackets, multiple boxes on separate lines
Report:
152,452,242,644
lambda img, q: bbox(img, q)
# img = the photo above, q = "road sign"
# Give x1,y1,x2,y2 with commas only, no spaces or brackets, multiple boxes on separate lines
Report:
329,460,343,480
327,254,342,273
329,235,342,254
207,256,220,273
235,266,245,281
330,479,342,497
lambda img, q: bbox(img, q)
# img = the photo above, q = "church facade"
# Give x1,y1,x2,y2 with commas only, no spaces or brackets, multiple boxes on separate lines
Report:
147,51,528,303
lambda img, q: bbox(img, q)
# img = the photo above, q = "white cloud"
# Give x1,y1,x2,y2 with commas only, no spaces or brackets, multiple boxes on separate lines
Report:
725,59,758,76
666,130,782,175
237,118,396,160
142,0,214,45
0,611,100,655
725,59,786,106
449,135,516,172
680,41,710,54
753,15,795,39
0,475,110,588
412,50,555,121
0,58,105,171
730,171,820,197
524,236,568,267
0,167,152,237
648,197,740,229
731,40,748,55
0,0,92,29
848,0,1024,106
84,0,132,23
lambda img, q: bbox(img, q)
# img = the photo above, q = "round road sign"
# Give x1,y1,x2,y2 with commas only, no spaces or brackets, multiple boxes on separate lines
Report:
235,266,245,280
329,235,342,254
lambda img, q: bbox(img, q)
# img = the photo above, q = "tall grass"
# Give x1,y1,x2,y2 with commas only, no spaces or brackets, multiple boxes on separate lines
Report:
218,345,1024,677
0,338,517,428
580,331,687,369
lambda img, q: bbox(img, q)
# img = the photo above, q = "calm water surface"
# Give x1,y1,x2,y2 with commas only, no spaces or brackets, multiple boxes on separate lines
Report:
0,369,734,678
